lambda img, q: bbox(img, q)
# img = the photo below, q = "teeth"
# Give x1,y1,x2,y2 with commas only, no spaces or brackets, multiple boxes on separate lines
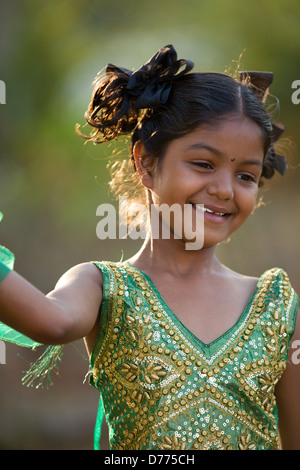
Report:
192,204,226,216
203,207,214,214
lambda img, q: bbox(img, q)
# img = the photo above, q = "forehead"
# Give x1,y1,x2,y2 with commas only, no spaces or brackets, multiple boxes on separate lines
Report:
165,116,265,159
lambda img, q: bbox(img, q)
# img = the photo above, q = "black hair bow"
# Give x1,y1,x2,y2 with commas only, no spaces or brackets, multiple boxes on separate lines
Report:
263,122,287,177
239,71,287,177
106,45,194,109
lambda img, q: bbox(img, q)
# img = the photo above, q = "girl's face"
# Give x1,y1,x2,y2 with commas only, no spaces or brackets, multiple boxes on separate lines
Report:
142,116,265,249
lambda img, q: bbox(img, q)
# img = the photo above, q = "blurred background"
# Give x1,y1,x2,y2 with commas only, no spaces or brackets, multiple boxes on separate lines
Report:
0,0,299,450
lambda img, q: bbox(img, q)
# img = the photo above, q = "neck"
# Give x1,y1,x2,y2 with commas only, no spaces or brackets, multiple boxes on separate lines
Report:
126,232,223,278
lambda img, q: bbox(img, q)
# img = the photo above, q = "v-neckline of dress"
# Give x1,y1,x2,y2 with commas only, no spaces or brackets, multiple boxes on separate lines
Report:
122,262,264,355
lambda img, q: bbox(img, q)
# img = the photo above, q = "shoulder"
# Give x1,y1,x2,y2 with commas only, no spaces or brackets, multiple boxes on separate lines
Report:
228,266,298,316
261,267,299,337
259,266,298,308
262,267,291,283
250,267,297,298
262,267,298,306
223,268,259,298
54,262,103,290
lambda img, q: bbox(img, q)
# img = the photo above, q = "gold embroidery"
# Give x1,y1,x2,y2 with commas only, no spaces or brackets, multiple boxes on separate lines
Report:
238,431,256,450
90,263,298,450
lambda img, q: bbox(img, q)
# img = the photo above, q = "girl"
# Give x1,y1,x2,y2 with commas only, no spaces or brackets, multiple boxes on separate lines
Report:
0,45,299,451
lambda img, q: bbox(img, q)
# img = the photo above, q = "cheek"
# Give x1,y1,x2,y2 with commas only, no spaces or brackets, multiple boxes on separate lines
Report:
238,189,259,218
151,171,185,203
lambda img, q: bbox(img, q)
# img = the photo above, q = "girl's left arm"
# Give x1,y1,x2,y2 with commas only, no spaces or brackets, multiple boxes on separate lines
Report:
275,306,300,450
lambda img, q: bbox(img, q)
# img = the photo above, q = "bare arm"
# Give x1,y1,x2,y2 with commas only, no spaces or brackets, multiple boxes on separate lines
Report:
0,262,102,345
275,306,300,450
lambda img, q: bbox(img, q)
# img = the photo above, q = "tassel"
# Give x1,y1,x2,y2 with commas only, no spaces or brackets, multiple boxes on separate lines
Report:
21,345,64,389
0,210,66,390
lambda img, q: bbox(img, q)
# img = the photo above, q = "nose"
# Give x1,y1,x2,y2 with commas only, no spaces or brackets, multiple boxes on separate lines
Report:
206,169,234,200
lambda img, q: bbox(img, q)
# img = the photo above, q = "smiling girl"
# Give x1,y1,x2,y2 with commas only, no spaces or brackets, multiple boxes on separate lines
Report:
0,45,299,450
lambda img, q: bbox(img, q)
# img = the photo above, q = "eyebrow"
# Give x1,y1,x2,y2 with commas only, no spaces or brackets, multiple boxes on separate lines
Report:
185,143,223,156
185,143,263,169
240,159,263,169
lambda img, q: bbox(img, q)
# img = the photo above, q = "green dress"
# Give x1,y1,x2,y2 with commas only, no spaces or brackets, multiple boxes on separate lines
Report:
0,249,298,450
90,261,298,450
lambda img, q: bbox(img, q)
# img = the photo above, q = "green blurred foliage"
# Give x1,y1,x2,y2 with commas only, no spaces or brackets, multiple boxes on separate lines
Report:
0,0,299,449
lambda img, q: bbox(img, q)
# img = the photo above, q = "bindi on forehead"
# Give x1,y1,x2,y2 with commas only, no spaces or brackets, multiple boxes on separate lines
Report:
230,158,236,162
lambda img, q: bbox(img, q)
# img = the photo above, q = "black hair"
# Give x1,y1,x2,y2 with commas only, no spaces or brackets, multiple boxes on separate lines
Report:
77,47,286,203
130,72,272,163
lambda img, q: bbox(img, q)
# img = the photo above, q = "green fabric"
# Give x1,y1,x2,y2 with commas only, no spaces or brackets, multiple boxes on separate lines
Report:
0,288,64,389
94,395,104,450
0,210,99,445
0,211,40,349
0,322,40,349
0,259,11,283
0,205,298,450
0,211,99,444
89,261,112,450
90,261,299,450
0,211,64,389
0,211,15,282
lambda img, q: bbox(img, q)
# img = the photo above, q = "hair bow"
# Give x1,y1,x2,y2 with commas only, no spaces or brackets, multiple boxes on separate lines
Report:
106,45,194,109
263,121,287,177
239,71,287,178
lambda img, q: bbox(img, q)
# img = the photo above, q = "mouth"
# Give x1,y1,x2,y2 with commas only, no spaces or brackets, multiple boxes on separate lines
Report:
191,203,231,220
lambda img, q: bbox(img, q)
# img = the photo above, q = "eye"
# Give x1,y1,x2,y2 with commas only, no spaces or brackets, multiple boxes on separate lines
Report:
237,173,258,184
191,161,213,170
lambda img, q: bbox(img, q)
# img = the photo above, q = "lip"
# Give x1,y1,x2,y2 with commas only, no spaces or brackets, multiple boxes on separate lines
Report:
191,203,232,215
191,203,232,223
203,204,232,215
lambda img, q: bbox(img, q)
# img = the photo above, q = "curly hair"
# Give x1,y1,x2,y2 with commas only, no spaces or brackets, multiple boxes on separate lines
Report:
77,46,286,211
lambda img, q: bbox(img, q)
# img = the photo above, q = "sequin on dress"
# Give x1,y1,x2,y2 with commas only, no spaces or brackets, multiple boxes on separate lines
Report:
90,262,298,450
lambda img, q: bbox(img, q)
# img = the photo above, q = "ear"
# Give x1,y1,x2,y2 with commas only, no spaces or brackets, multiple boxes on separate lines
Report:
133,141,156,189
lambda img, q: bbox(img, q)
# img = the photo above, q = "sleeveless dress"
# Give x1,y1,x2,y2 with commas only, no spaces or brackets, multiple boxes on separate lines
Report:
90,261,298,451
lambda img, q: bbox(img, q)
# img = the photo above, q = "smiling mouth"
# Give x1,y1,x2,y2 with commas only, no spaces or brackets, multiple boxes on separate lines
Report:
191,203,231,217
